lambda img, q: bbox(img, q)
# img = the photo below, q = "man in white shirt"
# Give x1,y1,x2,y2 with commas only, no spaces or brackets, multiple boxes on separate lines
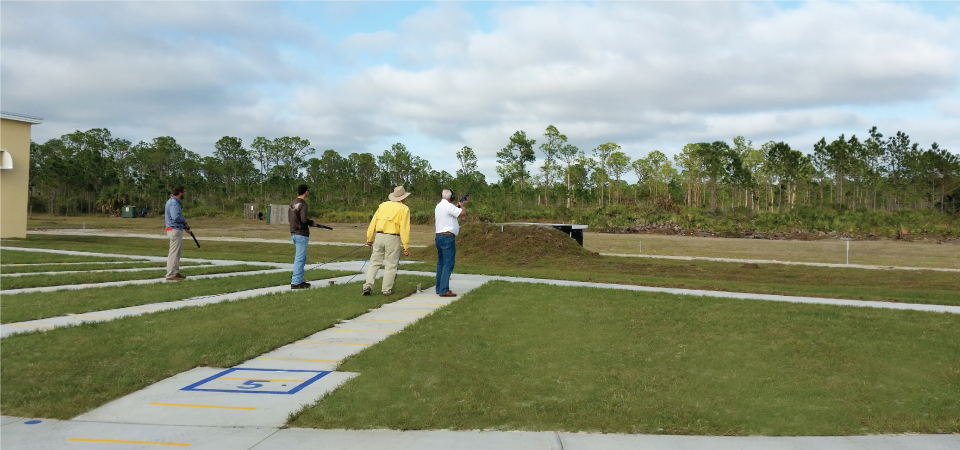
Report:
434,188,467,297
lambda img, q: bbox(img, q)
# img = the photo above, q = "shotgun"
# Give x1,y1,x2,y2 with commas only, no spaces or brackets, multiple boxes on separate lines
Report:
459,181,478,205
187,230,200,248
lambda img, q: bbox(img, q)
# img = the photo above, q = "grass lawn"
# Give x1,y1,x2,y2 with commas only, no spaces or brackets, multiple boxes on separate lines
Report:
1,269,355,324
403,257,960,306
1,261,205,274
291,281,960,435
2,235,369,264
0,275,436,419
0,264,270,290
0,251,135,265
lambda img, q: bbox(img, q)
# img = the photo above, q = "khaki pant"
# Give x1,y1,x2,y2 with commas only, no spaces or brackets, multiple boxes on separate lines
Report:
364,233,402,294
166,229,184,278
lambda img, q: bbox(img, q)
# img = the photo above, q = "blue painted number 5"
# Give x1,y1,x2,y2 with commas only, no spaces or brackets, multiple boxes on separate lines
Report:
238,380,268,389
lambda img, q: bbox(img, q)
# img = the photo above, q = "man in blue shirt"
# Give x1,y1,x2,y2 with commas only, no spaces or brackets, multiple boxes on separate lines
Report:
164,186,190,281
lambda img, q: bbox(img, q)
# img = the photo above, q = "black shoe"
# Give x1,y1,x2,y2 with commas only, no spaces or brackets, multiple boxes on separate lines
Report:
291,282,311,290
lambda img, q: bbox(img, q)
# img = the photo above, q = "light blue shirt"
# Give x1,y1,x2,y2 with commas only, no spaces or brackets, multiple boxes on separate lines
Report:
164,197,186,229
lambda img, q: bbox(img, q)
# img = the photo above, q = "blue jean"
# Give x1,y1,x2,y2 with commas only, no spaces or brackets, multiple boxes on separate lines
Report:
435,233,456,294
291,234,309,284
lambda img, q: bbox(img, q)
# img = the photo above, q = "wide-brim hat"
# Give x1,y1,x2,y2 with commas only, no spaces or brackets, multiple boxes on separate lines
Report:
388,186,411,202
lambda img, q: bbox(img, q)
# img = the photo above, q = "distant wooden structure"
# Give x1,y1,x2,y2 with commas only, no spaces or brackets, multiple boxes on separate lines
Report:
243,203,258,220
267,204,290,224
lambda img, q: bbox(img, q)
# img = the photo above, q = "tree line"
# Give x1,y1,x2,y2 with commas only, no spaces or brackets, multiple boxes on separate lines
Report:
28,125,960,223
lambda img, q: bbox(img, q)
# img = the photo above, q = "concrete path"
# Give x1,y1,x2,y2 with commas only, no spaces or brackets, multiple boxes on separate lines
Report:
2,266,179,277
3,418,956,449
1,246,290,268
308,264,959,315
25,229,430,248
0,273,363,338
0,268,289,296
601,252,960,273
2,261,159,266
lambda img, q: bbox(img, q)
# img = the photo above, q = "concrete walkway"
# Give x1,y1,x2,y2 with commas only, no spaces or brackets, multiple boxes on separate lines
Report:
601,252,960,273
0,273,363,338
2,261,159,266
1,246,290,268
0,268,289,296
2,266,182,277
2,418,956,450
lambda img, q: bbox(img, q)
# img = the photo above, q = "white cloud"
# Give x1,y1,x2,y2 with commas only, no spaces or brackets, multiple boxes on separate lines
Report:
3,1,959,177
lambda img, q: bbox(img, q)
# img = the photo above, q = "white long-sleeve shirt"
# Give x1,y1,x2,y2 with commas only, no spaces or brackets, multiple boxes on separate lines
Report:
434,199,463,235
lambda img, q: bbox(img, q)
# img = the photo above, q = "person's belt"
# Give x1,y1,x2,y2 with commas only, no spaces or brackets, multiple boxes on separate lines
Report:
438,232,454,235
377,231,400,236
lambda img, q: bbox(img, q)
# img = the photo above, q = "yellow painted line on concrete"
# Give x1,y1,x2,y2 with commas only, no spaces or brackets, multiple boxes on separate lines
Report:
374,310,431,313
354,319,413,323
258,357,340,363
7,323,54,329
330,329,395,333
219,377,306,382
70,314,113,320
297,341,370,346
67,437,190,447
150,402,256,410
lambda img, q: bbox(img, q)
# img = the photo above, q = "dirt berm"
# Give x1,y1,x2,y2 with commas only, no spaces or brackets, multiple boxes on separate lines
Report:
450,223,599,266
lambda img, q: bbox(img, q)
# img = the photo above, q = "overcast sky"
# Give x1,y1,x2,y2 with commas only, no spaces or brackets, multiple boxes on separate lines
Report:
3,1,959,181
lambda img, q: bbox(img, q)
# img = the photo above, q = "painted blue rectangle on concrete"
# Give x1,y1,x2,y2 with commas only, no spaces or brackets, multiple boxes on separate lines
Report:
181,368,330,395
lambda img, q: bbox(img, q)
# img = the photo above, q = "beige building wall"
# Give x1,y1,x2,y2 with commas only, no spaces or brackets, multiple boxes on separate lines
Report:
1,118,37,238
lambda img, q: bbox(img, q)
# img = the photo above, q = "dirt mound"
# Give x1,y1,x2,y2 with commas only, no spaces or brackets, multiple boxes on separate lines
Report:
456,223,599,266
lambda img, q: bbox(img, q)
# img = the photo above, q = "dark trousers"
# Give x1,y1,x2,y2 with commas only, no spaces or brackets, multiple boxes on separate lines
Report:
435,233,456,294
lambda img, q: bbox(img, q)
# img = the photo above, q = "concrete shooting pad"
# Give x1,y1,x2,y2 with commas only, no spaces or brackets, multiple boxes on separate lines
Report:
0,418,276,449
73,367,358,428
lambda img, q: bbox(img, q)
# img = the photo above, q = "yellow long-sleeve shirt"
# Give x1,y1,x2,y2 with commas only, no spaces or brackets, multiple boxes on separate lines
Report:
366,201,411,250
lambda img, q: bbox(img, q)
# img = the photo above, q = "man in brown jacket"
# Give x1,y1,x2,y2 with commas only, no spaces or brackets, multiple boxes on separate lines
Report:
289,184,316,289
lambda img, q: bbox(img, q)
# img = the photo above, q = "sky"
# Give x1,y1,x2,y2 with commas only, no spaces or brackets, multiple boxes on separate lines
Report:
3,1,960,182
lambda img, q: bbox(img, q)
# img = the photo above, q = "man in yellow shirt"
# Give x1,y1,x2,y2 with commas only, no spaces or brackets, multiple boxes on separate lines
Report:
363,186,412,296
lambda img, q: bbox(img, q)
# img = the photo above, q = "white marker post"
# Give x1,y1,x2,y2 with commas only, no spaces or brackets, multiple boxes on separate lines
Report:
639,241,642,253
846,240,849,265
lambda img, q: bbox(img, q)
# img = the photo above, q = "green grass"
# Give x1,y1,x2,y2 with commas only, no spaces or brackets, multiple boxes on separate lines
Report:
0,264,269,290
2,235,369,264
291,281,960,435
1,261,206,274
1,269,355,324
0,251,134,265
403,255,960,306
0,275,436,419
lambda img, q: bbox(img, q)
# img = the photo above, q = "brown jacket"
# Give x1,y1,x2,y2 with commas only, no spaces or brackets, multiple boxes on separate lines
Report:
289,198,315,236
